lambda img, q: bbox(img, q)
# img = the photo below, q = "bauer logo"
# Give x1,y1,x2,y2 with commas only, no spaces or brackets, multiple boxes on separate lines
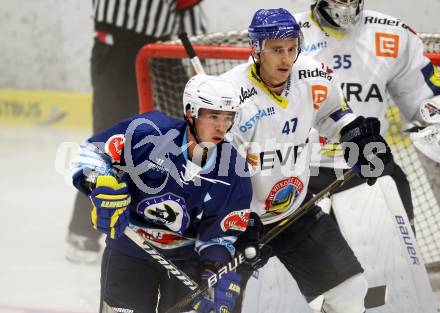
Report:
105,134,125,162
395,215,420,265
375,32,399,58
220,209,250,232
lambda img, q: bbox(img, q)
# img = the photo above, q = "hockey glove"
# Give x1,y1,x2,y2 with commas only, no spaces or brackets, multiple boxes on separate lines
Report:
234,212,271,270
90,175,131,239
192,271,242,313
340,116,393,185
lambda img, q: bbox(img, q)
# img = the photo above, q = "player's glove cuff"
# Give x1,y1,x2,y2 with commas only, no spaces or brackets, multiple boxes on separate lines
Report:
90,176,131,239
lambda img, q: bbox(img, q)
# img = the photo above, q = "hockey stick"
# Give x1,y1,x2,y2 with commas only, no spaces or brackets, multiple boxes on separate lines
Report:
178,32,206,75
123,226,199,290
165,169,356,313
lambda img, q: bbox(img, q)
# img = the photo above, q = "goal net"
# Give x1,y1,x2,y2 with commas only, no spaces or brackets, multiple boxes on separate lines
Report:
135,31,440,268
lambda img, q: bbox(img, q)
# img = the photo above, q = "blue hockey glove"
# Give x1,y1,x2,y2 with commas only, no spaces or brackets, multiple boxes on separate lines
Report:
340,116,393,185
90,176,131,239
192,271,242,313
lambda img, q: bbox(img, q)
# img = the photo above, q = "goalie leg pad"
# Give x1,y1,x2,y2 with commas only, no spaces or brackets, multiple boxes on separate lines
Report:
321,273,368,313
331,177,438,313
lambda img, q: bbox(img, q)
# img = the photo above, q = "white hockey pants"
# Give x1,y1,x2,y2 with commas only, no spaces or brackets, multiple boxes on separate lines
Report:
321,273,368,313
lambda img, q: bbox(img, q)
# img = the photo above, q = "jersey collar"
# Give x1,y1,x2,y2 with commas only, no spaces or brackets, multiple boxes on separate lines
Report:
248,64,290,109
182,129,217,171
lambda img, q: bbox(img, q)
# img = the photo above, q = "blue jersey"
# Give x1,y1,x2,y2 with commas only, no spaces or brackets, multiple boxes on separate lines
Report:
72,111,252,263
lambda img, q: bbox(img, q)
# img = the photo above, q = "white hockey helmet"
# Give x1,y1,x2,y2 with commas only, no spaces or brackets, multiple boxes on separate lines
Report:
182,74,240,119
311,0,364,30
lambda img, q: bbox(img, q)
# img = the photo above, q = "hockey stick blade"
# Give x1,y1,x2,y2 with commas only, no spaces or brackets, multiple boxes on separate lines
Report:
178,32,206,75
165,169,356,313
365,285,387,308
124,226,199,291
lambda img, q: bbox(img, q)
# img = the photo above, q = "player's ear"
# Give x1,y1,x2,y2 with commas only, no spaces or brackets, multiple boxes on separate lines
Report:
251,46,260,63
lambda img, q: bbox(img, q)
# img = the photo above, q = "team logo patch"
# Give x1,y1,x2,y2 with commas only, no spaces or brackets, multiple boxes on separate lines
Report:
421,101,440,121
312,85,328,110
137,193,189,233
105,134,125,163
265,177,304,214
132,226,194,249
220,209,250,232
375,32,399,58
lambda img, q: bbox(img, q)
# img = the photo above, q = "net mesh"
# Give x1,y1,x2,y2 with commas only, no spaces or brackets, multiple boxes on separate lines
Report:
140,31,440,266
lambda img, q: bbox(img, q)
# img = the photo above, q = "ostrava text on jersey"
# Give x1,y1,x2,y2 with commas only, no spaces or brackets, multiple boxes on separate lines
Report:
223,56,356,224
72,111,251,262
294,10,440,168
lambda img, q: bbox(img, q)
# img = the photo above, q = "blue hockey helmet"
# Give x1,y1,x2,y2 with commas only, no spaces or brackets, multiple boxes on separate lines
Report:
248,8,303,52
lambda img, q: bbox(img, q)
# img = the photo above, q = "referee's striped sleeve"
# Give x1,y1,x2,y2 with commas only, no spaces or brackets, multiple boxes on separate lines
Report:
93,0,206,37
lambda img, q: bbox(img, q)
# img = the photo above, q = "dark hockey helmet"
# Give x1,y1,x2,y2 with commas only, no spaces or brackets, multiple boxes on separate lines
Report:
312,0,364,30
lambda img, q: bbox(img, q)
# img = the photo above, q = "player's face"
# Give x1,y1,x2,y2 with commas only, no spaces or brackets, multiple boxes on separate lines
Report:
258,39,298,86
195,108,235,144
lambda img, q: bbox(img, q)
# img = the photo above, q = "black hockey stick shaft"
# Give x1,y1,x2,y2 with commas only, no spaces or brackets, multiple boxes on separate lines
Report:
123,226,199,291
178,32,206,75
165,169,356,313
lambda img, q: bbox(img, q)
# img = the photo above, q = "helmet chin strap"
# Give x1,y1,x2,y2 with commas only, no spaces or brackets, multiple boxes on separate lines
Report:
184,115,209,167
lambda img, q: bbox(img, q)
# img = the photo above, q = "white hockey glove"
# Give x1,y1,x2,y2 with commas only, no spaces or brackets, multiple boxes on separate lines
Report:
406,123,440,163
406,96,440,163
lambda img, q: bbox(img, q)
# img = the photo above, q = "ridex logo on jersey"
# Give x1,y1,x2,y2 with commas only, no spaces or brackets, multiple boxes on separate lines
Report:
298,68,332,81
364,16,411,31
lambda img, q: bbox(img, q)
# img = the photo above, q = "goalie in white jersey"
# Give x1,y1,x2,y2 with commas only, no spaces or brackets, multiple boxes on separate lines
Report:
294,0,440,228
222,8,393,313
292,1,440,312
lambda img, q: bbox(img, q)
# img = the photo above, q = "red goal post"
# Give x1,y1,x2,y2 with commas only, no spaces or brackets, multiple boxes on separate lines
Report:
136,44,251,113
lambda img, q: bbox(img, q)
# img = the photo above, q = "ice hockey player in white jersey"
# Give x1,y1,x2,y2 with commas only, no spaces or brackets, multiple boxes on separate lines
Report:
221,8,393,313
294,1,440,312
294,0,440,227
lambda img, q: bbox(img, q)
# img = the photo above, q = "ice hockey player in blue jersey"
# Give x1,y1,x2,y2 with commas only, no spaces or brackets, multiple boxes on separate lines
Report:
71,74,254,313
